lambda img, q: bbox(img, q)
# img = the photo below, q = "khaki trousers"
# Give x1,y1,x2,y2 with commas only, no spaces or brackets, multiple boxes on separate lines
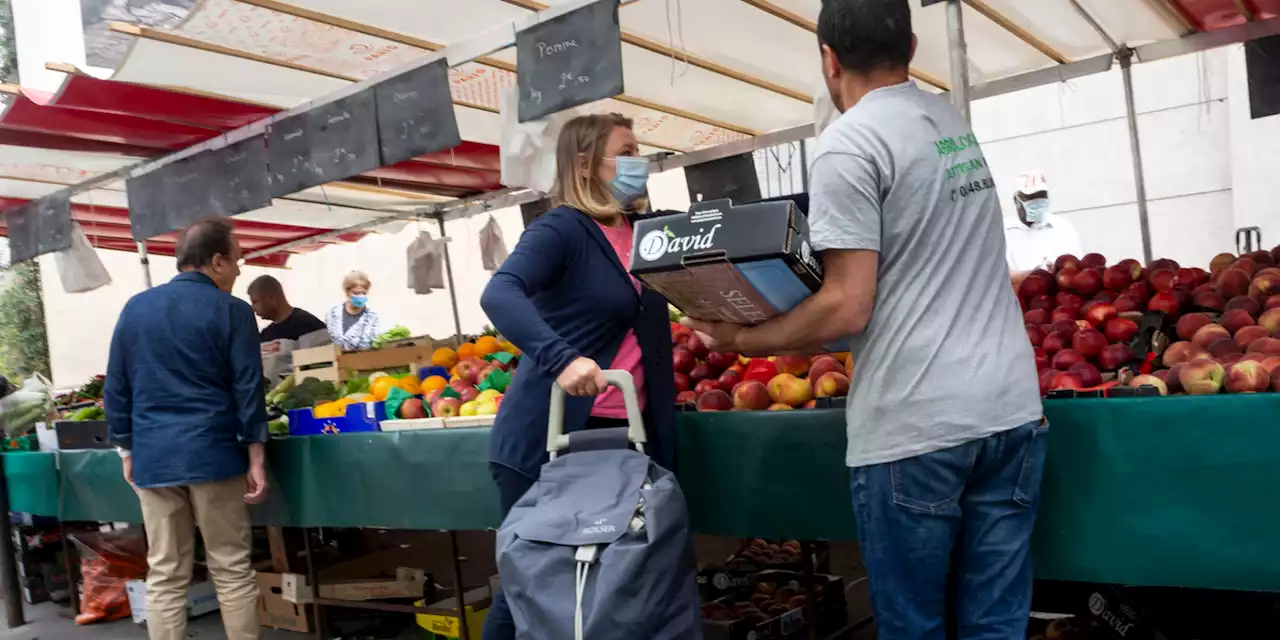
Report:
136,476,260,640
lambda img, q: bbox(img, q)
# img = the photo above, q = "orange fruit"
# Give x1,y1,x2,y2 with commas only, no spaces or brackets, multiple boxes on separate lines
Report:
397,376,421,395
421,376,447,393
432,347,458,369
474,336,500,356
456,343,478,360
369,376,398,401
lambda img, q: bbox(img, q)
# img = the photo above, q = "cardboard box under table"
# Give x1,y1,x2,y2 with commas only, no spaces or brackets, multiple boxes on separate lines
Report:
629,198,838,350
258,572,312,633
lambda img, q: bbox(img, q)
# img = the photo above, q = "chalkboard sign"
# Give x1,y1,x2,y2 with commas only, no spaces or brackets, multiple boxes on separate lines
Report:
516,0,624,123
268,89,380,197
4,194,71,263
208,135,271,217
127,166,170,241
376,58,461,166
164,152,220,231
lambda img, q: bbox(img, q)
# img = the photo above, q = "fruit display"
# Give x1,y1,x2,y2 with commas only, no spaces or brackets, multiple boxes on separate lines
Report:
672,322,852,412
1019,247,1280,396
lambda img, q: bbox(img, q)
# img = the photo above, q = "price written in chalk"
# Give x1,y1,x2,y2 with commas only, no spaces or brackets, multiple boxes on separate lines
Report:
374,57,460,165
515,0,624,122
559,72,590,90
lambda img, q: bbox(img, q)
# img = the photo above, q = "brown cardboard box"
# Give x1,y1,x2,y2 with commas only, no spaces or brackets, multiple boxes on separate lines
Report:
258,573,311,633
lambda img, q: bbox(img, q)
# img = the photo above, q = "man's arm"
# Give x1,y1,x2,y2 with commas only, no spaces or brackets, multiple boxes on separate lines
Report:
229,303,269,446
104,314,133,451
685,151,883,354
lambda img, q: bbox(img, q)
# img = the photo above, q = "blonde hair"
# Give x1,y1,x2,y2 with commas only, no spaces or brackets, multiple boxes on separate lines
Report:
342,270,371,293
550,113,647,220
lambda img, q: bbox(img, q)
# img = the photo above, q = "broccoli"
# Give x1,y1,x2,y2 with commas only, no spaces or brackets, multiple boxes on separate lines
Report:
278,377,339,411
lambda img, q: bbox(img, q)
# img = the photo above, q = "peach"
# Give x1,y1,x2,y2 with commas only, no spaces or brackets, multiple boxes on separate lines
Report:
1192,324,1231,349
1250,274,1280,301
1176,313,1213,341
1247,337,1274,354
1129,374,1168,396
1166,363,1187,394
1218,269,1252,299
1220,309,1256,335
1275,367,1280,393
696,389,733,412
1163,341,1208,367
1192,291,1226,312
813,372,851,398
808,355,846,382
1147,292,1181,315
1262,356,1280,375
767,374,813,407
1235,325,1271,349
1226,360,1270,393
1179,359,1225,395
1232,258,1258,277
773,355,809,378
1226,295,1262,317
767,403,793,411
1207,338,1242,360
1210,252,1236,276
1260,308,1280,336
732,380,771,411
1266,295,1280,311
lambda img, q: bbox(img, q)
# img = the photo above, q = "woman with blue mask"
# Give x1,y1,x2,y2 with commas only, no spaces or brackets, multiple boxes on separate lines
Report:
325,270,383,350
478,113,681,640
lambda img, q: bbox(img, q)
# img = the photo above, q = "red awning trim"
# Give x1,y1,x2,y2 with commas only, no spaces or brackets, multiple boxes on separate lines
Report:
43,74,277,130
3,89,219,149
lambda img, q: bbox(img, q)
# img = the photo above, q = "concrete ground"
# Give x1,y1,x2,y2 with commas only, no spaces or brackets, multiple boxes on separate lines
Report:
0,602,306,640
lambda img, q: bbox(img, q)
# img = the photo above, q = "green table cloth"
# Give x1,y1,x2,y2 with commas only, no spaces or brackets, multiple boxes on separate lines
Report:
9,395,1280,591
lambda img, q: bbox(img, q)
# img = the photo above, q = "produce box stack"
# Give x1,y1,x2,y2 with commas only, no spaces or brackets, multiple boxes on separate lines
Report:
697,539,845,640
670,310,852,412
1017,246,1280,397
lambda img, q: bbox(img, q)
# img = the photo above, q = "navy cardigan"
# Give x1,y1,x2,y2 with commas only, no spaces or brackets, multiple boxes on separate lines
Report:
480,206,677,479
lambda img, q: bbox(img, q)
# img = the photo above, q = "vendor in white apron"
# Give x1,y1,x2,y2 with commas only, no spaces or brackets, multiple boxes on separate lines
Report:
1004,171,1083,274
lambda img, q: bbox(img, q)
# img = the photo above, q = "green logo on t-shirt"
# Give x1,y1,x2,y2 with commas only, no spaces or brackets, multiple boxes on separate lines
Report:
933,133,979,157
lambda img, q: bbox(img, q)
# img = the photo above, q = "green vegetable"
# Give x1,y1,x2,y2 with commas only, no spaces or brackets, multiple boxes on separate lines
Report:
265,376,297,406
668,304,684,323
69,406,105,421
341,376,370,396
278,377,339,411
371,326,412,349
268,419,289,436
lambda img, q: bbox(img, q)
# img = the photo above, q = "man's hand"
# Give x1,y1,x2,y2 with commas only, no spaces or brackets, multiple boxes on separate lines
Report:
121,456,135,489
244,443,269,505
680,317,744,353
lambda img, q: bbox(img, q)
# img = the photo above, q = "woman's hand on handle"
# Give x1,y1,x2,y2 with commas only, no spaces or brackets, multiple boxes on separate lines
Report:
558,357,608,396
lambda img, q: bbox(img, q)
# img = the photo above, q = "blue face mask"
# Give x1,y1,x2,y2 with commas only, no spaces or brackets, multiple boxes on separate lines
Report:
1022,198,1050,223
349,294,368,309
609,156,650,207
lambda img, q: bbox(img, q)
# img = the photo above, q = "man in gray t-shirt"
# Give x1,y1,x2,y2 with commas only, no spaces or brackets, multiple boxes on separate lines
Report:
683,1,1044,638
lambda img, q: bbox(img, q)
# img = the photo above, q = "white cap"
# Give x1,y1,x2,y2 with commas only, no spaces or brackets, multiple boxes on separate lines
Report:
1016,170,1049,196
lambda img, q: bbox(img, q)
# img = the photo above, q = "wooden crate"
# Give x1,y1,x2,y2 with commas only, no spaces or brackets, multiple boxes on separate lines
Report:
292,343,438,384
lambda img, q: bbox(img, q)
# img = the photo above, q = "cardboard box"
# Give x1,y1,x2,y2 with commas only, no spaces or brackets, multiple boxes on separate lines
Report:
414,580,497,640
125,579,219,624
283,567,427,603
630,199,835,349
258,572,312,633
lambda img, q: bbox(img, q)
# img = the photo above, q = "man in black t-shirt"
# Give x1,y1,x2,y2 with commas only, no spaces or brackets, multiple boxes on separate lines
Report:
247,275,326,343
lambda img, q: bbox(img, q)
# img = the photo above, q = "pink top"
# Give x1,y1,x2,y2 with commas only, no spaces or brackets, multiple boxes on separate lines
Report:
592,219,647,418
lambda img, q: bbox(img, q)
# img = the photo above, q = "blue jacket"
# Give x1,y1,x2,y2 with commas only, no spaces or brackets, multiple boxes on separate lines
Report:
480,206,677,479
105,271,268,488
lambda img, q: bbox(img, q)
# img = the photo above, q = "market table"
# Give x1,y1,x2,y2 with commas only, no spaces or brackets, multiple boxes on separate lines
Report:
7,395,1280,592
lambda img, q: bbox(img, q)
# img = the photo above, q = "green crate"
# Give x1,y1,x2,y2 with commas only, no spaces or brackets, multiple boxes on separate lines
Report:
3,435,39,452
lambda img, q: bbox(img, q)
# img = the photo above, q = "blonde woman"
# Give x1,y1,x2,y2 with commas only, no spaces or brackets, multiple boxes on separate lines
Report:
479,114,680,639
325,271,383,350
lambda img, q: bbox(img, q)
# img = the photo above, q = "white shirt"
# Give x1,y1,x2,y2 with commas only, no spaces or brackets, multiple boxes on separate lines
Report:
1004,213,1083,273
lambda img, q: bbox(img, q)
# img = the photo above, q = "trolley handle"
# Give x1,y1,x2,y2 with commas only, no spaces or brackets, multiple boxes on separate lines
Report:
547,370,647,458
1237,226,1262,254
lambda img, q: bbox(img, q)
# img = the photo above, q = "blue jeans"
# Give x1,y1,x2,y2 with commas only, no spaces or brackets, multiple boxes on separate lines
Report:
851,420,1048,640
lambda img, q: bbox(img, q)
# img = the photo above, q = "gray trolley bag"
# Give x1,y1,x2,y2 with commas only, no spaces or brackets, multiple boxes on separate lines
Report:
496,370,703,640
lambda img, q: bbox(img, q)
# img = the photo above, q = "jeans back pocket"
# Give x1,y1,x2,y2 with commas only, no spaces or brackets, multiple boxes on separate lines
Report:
1013,419,1050,508
891,442,979,515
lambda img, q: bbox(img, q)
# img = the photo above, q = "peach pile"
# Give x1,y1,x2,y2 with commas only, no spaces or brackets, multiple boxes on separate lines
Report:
672,322,852,411
1018,247,1280,396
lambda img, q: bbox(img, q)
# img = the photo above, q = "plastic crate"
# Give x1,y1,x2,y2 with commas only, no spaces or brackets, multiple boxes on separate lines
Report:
287,402,385,436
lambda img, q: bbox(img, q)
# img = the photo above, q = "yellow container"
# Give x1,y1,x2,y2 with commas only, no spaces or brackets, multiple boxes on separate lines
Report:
414,599,488,640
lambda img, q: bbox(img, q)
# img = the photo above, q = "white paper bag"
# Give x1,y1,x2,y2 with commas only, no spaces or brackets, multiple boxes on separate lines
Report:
499,86,579,193
54,224,111,293
479,215,509,272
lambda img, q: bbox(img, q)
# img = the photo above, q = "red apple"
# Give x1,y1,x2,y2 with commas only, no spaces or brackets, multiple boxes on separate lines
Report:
1056,267,1079,292
1055,291,1084,308
672,347,695,374
1192,324,1231,349
1128,374,1168,396
1052,348,1085,371
1017,274,1053,300
1070,269,1103,296
1029,295,1055,312
1024,309,1050,326
813,372,851,398
1149,258,1180,272
1052,306,1081,324
1079,253,1106,269
694,379,720,395
1218,269,1252,299
1042,332,1070,355
1102,265,1133,291
732,380,772,410
1235,325,1270,349
1049,371,1084,391
1221,309,1256,335
1084,303,1118,328
1068,362,1103,387
689,362,713,382
1148,269,1176,293
431,397,461,418
1174,268,1202,290
1051,319,1078,336
1123,281,1151,302
1147,291,1182,315
743,359,778,385
1034,348,1050,371
1072,328,1108,360
1225,360,1270,393
1026,325,1047,347
454,357,486,385
1055,255,1080,272
686,332,711,358
696,389,733,411
1180,359,1225,395
674,372,691,392
706,351,739,373
1098,343,1134,372
675,390,697,404
1104,316,1139,343
717,368,743,393
1114,296,1142,314
1193,291,1226,312
1038,369,1057,396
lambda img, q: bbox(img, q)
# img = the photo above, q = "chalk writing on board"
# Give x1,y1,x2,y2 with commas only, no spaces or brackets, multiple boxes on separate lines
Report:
537,40,579,57
515,0,624,123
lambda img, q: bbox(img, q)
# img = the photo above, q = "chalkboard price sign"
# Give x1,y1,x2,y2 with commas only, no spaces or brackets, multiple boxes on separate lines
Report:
208,135,271,218
268,90,380,197
5,193,71,263
165,152,219,231
127,166,170,241
516,0,624,123
376,58,461,166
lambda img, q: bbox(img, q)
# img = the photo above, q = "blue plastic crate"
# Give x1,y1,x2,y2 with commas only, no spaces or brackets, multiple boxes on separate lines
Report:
287,401,385,436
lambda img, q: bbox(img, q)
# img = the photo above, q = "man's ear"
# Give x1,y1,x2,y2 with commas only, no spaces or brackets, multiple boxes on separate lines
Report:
821,44,839,81
910,34,918,64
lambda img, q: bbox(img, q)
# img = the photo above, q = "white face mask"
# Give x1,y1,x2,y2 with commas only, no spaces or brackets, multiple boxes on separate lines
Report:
1022,198,1050,223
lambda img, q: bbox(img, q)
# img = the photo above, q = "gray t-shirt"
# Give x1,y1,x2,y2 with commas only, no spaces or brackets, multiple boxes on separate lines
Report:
809,82,1042,468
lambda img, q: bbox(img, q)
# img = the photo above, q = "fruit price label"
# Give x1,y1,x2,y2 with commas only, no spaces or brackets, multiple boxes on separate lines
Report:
4,193,71,263
375,57,461,166
267,89,380,198
515,0,624,122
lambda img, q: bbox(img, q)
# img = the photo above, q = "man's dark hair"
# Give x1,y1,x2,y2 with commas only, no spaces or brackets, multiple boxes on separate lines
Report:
175,220,236,271
817,0,913,74
248,275,283,297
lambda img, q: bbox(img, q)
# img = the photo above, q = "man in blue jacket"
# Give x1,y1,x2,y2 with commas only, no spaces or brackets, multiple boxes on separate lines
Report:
105,219,268,640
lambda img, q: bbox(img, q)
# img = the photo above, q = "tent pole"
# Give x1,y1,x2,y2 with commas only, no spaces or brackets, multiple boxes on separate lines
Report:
437,218,464,341
1118,49,1154,264
946,0,972,122
136,241,153,289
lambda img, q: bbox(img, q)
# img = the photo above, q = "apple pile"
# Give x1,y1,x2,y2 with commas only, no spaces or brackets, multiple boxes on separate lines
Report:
423,355,512,418
671,322,853,411
1019,246,1280,395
